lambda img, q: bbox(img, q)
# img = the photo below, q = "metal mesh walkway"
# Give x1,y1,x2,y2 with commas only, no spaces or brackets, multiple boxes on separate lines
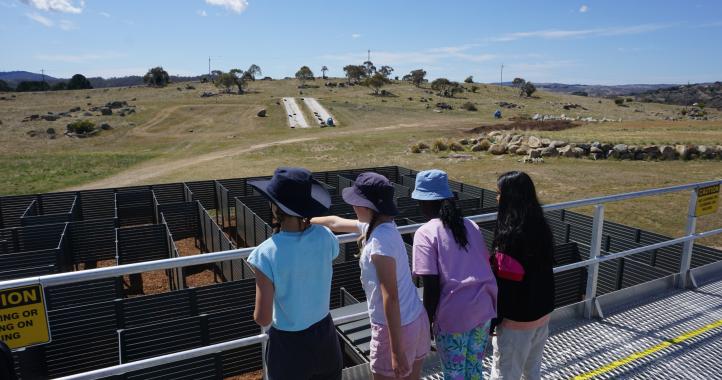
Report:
542,278,722,379
343,278,722,379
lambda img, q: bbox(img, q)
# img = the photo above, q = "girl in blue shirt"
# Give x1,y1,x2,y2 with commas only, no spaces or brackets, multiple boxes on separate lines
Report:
247,167,342,380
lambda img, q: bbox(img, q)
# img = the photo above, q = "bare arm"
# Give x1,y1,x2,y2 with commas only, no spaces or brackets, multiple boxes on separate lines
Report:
311,215,359,233
251,267,274,327
372,254,409,377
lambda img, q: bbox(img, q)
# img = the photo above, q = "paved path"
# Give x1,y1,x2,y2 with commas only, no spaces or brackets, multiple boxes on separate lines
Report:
282,97,309,128
302,97,335,127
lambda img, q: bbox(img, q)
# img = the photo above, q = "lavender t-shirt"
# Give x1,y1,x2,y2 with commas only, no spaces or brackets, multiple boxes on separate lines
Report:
412,218,498,334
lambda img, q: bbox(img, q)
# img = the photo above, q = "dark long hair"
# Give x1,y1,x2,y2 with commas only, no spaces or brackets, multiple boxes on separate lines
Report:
420,199,469,250
492,171,554,266
357,210,381,252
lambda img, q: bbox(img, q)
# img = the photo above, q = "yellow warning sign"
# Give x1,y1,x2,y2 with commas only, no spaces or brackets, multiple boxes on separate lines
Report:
696,184,720,217
0,285,50,350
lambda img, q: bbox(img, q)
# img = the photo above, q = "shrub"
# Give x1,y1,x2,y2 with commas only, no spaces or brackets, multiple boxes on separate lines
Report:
46,128,56,135
461,102,477,111
625,97,634,102
614,98,625,106
432,139,448,152
66,120,96,134
410,143,422,153
449,142,465,151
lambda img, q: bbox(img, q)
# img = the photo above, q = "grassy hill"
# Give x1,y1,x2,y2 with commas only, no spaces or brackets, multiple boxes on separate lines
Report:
1,78,721,247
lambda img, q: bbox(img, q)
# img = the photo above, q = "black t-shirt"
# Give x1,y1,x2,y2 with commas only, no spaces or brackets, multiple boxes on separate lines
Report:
493,252,555,322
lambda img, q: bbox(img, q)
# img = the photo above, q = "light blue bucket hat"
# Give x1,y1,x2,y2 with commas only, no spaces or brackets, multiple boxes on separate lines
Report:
411,169,454,201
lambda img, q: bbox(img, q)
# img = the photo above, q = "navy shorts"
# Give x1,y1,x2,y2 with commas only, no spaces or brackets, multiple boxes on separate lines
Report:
266,313,342,380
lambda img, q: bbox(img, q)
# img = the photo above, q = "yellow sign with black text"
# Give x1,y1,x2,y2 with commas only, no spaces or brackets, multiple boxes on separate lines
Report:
696,184,720,217
0,285,50,349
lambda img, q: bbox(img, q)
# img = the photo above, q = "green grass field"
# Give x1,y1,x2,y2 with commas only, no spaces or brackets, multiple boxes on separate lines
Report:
1,78,721,247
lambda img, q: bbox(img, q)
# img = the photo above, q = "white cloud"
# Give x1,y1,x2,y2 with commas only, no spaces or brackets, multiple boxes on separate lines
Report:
35,52,125,63
20,0,84,14
197,9,208,16
579,4,589,13
58,19,76,30
491,23,671,42
26,12,54,27
351,33,361,39
204,0,248,14
99,11,110,18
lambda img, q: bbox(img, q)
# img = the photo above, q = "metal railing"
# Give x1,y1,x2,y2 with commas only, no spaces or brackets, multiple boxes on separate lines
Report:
2,179,719,380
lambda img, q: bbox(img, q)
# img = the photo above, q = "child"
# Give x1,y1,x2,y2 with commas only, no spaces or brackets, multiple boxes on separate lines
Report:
411,169,498,380
247,167,342,380
490,171,555,380
313,172,429,380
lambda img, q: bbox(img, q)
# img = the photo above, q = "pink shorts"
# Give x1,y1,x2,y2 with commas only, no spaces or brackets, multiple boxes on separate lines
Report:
369,312,431,377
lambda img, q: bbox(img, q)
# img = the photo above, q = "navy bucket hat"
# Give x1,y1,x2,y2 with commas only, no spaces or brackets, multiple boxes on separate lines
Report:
411,169,454,201
341,172,399,216
249,167,331,218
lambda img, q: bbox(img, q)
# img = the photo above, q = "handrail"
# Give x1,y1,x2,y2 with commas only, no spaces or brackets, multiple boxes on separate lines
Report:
0,179,719,291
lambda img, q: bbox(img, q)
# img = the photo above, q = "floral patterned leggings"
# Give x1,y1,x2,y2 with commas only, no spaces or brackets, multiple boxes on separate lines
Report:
435,321,491,380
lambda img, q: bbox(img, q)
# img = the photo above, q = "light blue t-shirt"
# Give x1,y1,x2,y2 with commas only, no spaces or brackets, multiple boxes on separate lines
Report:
247,224,339,331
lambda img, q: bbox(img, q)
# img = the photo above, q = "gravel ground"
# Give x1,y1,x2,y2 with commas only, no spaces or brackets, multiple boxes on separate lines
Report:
282,97,309,128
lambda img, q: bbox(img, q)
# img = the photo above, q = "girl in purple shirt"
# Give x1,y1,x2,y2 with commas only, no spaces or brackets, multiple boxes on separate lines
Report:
411,170,498,380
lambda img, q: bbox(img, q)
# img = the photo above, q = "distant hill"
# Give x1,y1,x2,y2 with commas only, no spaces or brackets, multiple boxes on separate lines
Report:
495,81,679,97
634,82,722,109
0,71,205,89
0,71,61,87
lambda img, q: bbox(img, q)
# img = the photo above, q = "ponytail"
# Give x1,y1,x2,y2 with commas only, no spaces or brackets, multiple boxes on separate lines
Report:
439,199,469,250
356,210,380,254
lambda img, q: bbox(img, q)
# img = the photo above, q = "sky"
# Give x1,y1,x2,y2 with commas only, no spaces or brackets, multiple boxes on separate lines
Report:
1,0,721,85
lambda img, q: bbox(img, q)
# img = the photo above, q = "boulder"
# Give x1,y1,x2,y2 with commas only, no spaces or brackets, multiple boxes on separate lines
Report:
100,108,112,116
573,147,585,157
549,140,567,149
529,149,543,159
675,145,692,160
591,151,605,160
83,112,93,116
659,145,676,160
477,139,492,151
541,138,551,147
471,143,485,152
257,109,267,117
489,144,507,155
601,143,613,152
508,145,520,154
698,145,716,159
100,123,113,130
69,107,81,112
41,115,59,121
449,143,465,152
590,146,603,154
550,145,584,158
516,145,531,156
528,136,542,148
611,144,630,159
540,147,558,158
642,145,660,160
499,134,512,145
459,138,470,146
436,102,453,110
510,135,523,145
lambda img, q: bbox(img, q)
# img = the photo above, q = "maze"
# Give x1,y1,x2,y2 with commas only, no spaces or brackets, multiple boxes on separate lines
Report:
1,166,721,379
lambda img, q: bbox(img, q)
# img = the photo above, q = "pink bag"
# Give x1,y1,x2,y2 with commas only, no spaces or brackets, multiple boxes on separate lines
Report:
493,252,525,282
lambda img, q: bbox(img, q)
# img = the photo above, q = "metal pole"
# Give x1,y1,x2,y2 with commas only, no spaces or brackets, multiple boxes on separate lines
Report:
261,326,269,380
679,189,698,289
584,204,605,319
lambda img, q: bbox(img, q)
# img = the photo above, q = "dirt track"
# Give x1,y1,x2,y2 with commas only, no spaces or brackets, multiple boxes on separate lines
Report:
67,121,440,190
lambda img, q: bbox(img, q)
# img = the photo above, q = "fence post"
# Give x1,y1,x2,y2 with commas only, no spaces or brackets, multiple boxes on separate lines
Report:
584,204,604,319
679,189,698,289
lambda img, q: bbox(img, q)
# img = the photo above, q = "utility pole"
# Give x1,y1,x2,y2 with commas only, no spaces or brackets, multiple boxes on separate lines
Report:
41,68,46,91
500,64,504,87
208,57,211,78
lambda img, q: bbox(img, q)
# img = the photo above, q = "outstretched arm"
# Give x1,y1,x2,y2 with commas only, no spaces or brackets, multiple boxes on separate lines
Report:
311,216,359,233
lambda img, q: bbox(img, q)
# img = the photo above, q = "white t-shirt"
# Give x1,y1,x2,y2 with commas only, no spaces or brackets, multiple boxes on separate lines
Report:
358,221,423,326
